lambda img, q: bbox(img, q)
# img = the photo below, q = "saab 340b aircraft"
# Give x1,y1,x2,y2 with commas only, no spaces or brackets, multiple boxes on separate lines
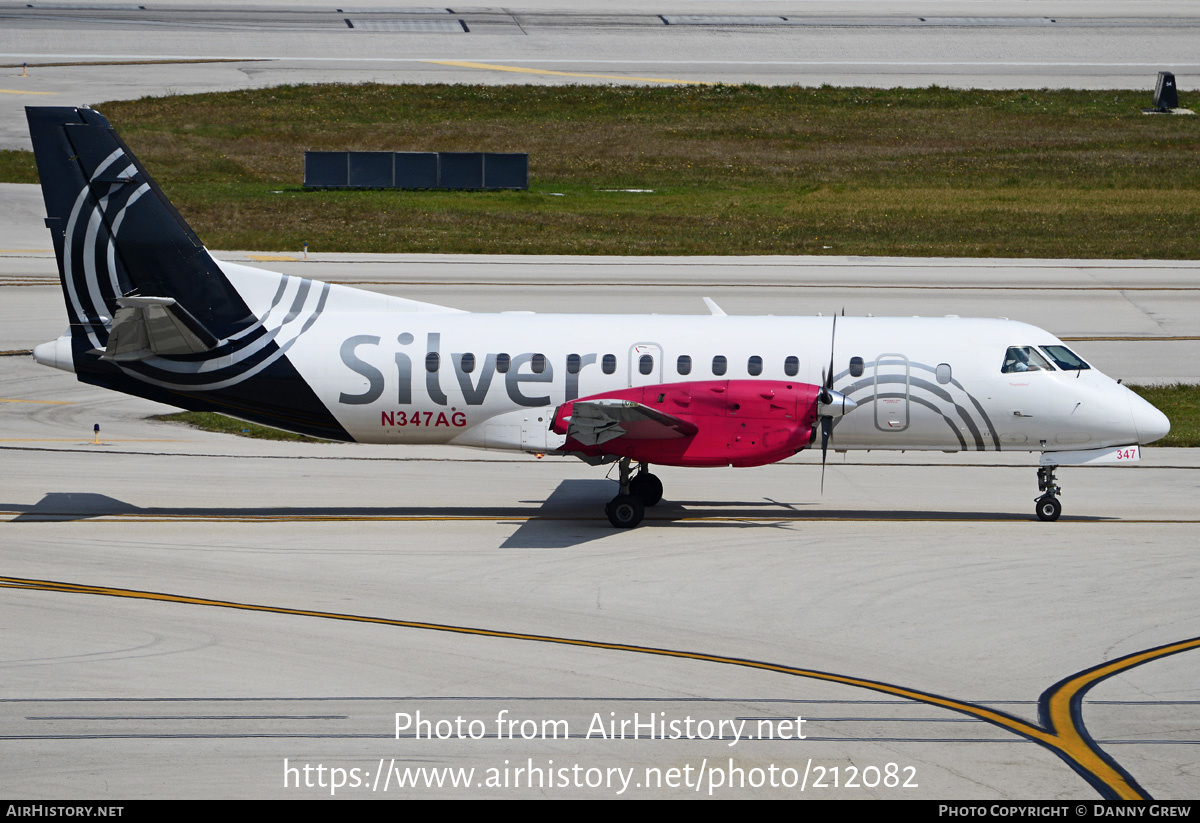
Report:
26,106,1170,527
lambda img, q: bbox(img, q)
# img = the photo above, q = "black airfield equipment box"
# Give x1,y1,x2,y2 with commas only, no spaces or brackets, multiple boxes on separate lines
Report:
304,151,529,190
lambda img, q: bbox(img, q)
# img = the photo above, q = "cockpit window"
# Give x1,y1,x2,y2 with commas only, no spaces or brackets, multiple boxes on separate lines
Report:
1040,345,1090,370
1001,346,1054,373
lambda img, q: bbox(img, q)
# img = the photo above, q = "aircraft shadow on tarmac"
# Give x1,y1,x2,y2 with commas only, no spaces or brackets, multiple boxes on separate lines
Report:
7,483,1114,548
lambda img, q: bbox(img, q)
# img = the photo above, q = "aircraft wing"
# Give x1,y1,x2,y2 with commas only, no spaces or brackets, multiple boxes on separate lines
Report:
563,399,700,446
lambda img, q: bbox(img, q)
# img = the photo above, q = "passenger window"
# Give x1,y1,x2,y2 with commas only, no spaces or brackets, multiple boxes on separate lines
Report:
425,352,440,373
936,363,952,384
849,357,864,378
1040,345,1090,370
784,356,799,377
496,353,510,374
601,354,616,375
747,355,763,376
567,353,581,375
677,355,692,376
460,353,475,374
1001,346,1054,373
712,355,727,376
639,354,654,375
531,353,546,374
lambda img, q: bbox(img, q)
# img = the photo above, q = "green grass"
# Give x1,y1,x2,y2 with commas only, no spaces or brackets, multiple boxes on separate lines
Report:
7,83,1198,257
1128,384,1200,447
152,411,328,443
0,150,38,184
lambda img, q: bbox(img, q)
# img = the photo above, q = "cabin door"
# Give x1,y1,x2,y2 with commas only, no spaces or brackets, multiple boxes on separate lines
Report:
873,353,910,432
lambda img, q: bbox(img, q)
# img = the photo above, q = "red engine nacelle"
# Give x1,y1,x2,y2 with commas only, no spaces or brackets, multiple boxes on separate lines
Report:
551,380,822,468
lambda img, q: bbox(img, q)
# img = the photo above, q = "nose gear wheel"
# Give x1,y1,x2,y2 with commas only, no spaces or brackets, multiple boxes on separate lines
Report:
1035,464,1062,521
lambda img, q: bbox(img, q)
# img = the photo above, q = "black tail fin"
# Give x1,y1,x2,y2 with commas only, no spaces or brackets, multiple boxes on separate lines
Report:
26,106,250,344
26,106,351,440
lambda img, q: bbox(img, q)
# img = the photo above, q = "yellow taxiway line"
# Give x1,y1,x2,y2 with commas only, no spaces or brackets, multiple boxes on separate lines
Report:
1060,335,1200,342
1042,637,1200,800
422,60,712,85
0,438,189,443
2,512,1198,525
3,573,1192,799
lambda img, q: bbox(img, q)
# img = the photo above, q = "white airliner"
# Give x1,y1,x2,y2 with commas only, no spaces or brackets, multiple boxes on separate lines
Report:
26,106,1170,527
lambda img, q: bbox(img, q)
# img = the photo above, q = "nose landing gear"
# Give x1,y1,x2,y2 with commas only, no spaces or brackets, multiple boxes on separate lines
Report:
1035,465,1062,522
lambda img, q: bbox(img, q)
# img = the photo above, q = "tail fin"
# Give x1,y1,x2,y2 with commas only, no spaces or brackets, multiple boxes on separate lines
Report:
26,106,351,440
26,106,249,345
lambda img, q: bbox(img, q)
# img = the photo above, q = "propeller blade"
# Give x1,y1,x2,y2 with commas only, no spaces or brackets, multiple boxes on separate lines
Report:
818,313,839,493
827,314,837,391
820,416,831,494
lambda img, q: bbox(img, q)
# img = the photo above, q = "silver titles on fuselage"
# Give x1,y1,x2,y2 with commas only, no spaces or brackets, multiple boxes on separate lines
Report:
338,332,588,408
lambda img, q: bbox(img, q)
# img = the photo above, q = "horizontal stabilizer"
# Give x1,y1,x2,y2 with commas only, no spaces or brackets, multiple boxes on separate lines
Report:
99,296,221,362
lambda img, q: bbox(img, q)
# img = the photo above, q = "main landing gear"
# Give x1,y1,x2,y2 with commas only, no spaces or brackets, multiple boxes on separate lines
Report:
605,458,663,529
1035,464,1062,522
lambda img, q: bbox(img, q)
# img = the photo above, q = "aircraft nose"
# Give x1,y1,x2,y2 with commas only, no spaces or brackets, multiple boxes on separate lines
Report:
1129,390,1171,445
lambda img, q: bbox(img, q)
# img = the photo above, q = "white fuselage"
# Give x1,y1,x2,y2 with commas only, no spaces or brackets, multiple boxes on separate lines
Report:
218,264,1165,457
35,260,1167,459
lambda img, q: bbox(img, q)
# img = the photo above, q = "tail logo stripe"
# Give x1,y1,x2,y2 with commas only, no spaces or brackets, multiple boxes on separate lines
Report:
225,275,290,342
62,184,101,347
123,281,331,392
88,147,125,182
82,202,114,329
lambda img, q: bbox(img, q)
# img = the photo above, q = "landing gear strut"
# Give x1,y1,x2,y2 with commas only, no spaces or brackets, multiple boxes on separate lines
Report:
606,457,643,528
1035,464,1062,522
605,459,663,528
